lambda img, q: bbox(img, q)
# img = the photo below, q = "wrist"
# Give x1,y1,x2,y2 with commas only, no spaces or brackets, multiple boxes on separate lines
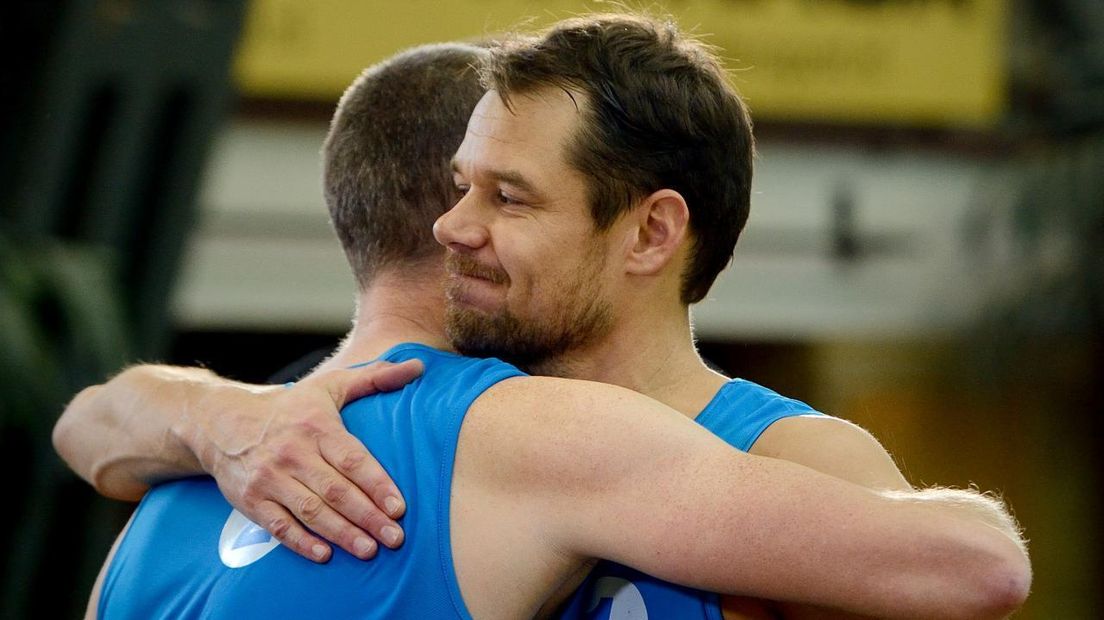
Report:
150,366,223,475
171,372,279,476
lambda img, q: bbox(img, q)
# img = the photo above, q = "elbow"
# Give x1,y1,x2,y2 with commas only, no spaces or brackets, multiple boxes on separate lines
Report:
955,541,1031,620
54,384,140,500
54,377,151,502
909,523,1032,619
976,551,1031,619
52,385,101,480
51,404,71,462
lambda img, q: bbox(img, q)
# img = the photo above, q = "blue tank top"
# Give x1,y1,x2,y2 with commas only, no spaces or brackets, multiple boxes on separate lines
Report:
558,378,825,620
99,343,525,620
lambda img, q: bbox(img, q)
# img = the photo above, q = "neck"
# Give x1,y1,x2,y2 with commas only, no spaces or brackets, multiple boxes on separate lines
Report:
528,295,727,419
313,267,451,375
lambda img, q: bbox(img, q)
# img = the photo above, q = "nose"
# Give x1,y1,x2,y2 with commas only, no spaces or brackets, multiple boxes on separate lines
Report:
433,192,487,253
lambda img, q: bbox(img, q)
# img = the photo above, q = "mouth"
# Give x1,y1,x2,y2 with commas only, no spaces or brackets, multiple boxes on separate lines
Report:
445,254,508,285
444,255,508,311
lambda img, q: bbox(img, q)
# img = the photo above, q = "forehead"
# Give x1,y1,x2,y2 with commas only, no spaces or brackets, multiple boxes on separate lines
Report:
453,87,583,182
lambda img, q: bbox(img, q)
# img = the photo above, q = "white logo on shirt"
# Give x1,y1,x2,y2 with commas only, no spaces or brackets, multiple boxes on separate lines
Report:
588,577,648,619
218,509,280,568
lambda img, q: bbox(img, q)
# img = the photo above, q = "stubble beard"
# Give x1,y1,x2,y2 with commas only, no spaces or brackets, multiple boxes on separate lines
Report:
444,253,614,374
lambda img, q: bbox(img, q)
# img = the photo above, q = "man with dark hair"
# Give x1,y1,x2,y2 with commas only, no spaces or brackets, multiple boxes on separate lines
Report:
58,18,1029,620
477,14,753,305
442,14,755,372
436,17,995,616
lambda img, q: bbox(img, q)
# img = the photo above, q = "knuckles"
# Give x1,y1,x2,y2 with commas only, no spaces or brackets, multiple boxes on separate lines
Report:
272,441,305,468
336,448,366,473
246,463,275,486
321,478,350,504
267,516,292,540
297,494,323,523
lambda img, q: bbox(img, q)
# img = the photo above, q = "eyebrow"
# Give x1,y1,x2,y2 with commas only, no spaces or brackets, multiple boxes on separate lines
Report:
451,159,544,200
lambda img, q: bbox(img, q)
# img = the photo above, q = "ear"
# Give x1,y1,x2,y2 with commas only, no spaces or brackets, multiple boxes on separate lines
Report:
624,189,690,277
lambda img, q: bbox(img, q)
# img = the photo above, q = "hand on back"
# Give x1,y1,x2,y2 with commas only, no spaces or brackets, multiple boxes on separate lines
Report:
180,360,423,563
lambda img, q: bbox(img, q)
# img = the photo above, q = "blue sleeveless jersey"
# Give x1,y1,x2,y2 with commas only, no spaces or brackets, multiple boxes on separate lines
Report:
558,378,825,620
99,343,524,620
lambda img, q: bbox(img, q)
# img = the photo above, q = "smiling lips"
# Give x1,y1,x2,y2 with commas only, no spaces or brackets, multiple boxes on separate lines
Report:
444,254,509,312
445,253,509,285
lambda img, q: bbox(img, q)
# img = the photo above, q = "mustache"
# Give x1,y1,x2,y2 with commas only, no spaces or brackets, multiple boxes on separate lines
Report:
445,253,509,285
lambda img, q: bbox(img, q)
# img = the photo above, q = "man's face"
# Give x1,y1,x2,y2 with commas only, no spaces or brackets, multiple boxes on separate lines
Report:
432,88,619,369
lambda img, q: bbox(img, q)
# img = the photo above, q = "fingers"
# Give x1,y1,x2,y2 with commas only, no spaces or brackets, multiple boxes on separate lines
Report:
369,359,424,393
290,371,409,526
257,433,405,559
262,475,384,562
320,430,406,523
247,499,338,564
326,360,424,405
206,360,419,565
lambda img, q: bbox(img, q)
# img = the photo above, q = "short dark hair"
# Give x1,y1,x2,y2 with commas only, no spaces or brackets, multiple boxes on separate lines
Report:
481,14,754,303
323,43,488,288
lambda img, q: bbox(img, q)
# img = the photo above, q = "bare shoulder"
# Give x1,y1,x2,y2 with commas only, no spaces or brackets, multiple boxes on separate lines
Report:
449,375,707,616
750,415,911,491
461,375,707,491
466,376,682,438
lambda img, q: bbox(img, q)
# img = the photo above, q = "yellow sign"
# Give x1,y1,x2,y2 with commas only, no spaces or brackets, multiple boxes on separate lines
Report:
234,0,1007,127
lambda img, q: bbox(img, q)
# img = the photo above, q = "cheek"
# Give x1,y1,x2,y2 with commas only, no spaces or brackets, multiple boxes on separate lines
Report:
498,221,594,304
504,254,563,310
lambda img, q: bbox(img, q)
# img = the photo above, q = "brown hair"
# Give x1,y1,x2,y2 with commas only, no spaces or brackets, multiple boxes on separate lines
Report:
481,14,754,303
323,43,488,288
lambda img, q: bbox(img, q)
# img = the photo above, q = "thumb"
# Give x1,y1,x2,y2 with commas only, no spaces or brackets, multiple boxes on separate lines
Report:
326,359,425,406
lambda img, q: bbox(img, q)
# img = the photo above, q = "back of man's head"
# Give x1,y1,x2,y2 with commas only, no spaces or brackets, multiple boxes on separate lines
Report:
481,14,754,304
324,43,488,289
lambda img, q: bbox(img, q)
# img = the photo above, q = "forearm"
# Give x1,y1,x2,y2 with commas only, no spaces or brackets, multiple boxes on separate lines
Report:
751,417,1028,619
867,488,1030,619
882,486,1029,570
711,465,1031,618
773,486,1029,620
53,365,260,500
582,450,1029,617
714,473,1030,619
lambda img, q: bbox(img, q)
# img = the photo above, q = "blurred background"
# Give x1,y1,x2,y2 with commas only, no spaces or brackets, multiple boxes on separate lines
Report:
0,0,1099,617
